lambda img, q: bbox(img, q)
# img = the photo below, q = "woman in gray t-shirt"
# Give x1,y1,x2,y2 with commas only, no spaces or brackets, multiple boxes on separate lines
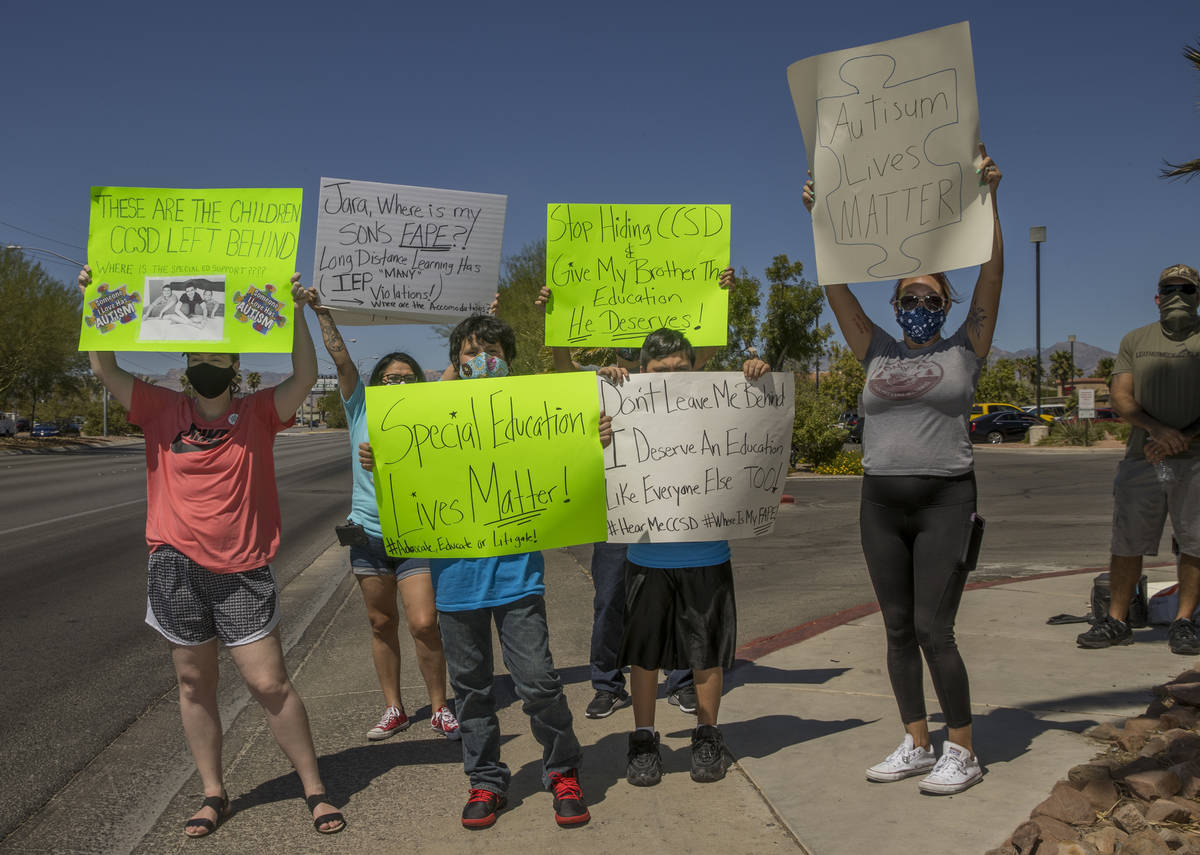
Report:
803,144,1004,796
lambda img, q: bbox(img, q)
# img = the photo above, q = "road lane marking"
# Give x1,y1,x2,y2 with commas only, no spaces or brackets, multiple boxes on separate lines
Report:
0,497,146,538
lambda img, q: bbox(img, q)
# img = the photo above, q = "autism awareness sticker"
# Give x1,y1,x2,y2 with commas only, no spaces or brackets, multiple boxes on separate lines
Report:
85,285,141,333
233,284,287,335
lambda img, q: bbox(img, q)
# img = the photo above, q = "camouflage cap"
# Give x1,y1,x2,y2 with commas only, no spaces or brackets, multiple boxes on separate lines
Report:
1159,264,1200,287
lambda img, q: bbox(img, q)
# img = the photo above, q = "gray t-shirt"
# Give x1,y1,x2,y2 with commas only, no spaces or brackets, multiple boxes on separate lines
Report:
860,323,983,476
1112,320,1200,460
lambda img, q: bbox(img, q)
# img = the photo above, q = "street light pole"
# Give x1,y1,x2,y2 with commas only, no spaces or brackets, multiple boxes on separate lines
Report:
1030,227,1047,417
1067,334,1076,393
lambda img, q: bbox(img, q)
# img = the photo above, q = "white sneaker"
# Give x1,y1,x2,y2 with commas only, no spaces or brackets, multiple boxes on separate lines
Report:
866,734,937,782
918,740,982,794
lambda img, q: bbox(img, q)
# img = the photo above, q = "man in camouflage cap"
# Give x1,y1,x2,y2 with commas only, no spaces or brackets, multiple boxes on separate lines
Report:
1079,264,1200,654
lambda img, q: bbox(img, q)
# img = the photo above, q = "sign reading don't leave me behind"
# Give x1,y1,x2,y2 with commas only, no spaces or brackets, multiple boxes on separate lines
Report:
366,372,607,559
601,371,794,543
81,186,303,352
313,178,506,324
544,203,730,348
787,22,994,285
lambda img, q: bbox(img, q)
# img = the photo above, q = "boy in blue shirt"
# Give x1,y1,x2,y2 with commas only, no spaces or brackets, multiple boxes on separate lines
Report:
598,328,769,786
362,314,609,829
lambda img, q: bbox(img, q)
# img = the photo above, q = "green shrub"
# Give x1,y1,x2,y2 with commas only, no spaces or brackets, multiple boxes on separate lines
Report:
792,382,846,468
811,449,864,475
83,397,136,436
1104,422,1131,443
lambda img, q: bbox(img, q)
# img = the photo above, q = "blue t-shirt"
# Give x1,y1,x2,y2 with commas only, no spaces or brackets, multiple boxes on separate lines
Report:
626,540,731,569
430,552,545,612
343,379,383,539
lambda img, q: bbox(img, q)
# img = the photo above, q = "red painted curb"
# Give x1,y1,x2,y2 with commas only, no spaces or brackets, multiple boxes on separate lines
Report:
734,561,1177,663
779,494,795,504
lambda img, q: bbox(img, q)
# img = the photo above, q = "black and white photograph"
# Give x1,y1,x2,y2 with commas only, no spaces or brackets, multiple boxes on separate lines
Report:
138,275,225,343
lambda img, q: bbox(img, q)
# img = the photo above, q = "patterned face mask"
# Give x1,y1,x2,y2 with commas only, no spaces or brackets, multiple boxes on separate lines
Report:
459,352,509,379
895,305,947,344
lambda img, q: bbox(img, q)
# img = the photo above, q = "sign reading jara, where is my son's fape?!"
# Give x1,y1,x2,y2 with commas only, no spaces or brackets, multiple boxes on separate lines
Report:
313,178,506,324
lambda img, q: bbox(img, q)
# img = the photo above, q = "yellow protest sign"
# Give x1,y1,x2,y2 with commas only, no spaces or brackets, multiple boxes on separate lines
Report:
80,186,303,352
544,203,730,347
366,372,608,558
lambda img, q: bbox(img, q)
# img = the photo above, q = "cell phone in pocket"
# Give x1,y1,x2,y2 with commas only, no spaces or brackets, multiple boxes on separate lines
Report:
960,513,985,572
335,522,370,548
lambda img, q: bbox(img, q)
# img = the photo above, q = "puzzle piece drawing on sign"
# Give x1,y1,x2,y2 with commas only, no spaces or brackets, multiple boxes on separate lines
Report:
815,54,961,278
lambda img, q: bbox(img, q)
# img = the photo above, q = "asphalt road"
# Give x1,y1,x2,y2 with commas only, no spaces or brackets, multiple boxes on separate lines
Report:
0,431,351,839
0,440,1133,843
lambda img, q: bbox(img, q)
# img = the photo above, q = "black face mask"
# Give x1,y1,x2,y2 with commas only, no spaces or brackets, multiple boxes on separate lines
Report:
185,363,236,399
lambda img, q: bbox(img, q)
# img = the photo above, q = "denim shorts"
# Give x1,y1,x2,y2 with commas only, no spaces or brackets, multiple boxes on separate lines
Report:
1111,457,1200,557
144,545,279,647
350,533,431,580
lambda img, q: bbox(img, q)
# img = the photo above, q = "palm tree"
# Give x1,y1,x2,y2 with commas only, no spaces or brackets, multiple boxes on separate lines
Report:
1163,42,1200,180
1050,350,1077,391
1095,357,1115,381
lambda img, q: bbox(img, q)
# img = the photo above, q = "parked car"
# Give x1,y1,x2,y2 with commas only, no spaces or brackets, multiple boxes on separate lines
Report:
1064,407,1122,423
1021,404,1067,422
969,402,1025,420
16,417,30,432
969,411,1045,444
0,416,14,437
847,415,864,444
58,419,82,436
31,422,61,438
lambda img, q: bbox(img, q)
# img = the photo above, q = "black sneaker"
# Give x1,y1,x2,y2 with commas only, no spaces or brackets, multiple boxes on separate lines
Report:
1076,615,1133,649
548,769,590,827
691,724,728,783
585,689,631,719
461,789,506,829
667,685,698,714
626,730,663,787
1170,618,1200,655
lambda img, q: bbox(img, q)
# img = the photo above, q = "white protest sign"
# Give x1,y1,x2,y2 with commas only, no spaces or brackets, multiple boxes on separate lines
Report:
599,371,795,542
787,22,993,285
313,178,506,323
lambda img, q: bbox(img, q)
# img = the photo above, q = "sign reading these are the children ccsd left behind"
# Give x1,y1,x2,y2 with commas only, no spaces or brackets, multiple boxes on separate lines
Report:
366,372,608,559
80,186,303,352
786,22,993,285
601,371,794,543
544,203,730,348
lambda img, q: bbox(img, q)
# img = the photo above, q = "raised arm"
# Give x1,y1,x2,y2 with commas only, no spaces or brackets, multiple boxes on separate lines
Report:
77,266,135,409
307,289,359,400
963,143,1004,358
272,274,319,422
803,174,873,359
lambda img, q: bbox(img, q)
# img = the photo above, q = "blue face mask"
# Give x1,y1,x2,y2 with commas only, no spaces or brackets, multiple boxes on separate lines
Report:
459,352,509,379
896,305,947,344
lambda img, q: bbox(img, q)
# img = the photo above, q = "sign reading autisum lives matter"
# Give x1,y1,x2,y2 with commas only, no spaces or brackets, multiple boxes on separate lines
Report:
314,178,506,324
600,371,794,542
786,22,993,285
81,186,302,352
544,203,730,347
366,373,607,558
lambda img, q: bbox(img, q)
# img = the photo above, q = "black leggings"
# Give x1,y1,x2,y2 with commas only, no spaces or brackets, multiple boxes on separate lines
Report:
860,472,977,729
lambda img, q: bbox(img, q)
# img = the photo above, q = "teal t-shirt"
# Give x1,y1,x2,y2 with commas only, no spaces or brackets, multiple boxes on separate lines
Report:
626,540,731,569
343,379,383,539
430,552,546,612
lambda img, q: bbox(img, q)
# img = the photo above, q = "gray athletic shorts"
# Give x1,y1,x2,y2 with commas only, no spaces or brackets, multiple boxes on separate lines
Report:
1111,457,1200,557
144,546,280,646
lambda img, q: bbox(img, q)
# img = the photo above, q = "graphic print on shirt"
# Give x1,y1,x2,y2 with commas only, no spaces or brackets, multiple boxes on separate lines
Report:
867,353,944,400
171,424,231,454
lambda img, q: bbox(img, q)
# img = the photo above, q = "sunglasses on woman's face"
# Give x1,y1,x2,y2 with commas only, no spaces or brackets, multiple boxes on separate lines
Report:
380,373,415,385
1160,282,1198,297
895,293,946,312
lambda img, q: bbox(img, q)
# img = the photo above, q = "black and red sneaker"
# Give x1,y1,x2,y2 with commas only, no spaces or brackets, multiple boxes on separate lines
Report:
461,788,506,829
548,769,590,827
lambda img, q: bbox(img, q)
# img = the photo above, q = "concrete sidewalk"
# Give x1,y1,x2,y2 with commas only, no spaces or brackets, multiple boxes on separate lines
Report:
8,554,1190,854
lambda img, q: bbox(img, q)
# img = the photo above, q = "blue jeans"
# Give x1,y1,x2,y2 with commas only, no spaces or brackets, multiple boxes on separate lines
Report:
590,542,691,694
439,594,581,793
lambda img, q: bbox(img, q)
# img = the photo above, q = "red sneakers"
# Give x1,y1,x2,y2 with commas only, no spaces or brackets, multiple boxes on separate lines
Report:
366,705,411,741
431,705,461,741
461,788,506,829
548,770,590,827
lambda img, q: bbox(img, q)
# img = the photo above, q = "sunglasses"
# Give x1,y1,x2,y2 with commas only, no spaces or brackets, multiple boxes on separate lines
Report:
895,293,946,312
1160,282,1198,297
380,373,416,385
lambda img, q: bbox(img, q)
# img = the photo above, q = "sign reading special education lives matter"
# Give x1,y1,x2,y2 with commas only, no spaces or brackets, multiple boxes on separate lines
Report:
81,187,302,352
786,22,993,285
600,371,795,543
366,372,607,558
544,204,730,348
313,178,506,324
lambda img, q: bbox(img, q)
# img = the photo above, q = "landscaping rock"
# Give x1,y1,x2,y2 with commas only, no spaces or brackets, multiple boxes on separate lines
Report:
1083,827,1127,855
1033,815,1080,847
1068,764,1114,787
1144,736,1172,757
1113,801,1150,834
1055,842,1099,855
1147,798,1193,824
1116,756,1168,779
1085,722,1125,741
1011,820,1042,854
1170,761,1200,798
1034,782,1098,826
1080,777,1121,811
985,847,1019,855
1165,730,1200,764
1127,717,1168,734
1119,829,1172,854
1122,731,1152,752
1126,769,1183,800
1163,706,1200,730
1167,683,1200,707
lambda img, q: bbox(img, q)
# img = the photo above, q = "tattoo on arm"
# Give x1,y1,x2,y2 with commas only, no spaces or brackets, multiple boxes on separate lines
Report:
318,313,347,354
853,314,871,336
965,304,987,339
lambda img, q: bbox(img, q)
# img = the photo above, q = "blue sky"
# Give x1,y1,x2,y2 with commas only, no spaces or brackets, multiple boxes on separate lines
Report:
3,0,1197,378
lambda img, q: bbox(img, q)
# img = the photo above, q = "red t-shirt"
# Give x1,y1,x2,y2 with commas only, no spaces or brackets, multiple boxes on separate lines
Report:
129,380,294,573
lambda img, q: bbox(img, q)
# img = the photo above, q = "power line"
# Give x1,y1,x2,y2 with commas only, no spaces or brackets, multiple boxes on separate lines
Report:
0,220,83,252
